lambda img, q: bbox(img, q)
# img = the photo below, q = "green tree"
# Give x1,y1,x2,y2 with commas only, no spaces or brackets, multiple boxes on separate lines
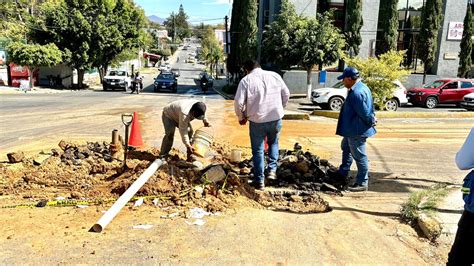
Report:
345,0,363,56
459,3,473,78
30,0,145,88
264,1,344,98
345,51,410,110
227,0,257,78
0,0,29,42
200,26,224,78
376,0,398,55
262,0,300,69
416,0,443,83
164,5,191,42
7,42,63,88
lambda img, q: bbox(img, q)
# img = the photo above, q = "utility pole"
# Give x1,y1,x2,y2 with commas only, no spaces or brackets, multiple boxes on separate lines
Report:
224,15,229,55
173,15,176,43
256,0,264,62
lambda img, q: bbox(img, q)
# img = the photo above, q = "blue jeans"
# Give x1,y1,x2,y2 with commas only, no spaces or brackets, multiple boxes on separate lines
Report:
338,136,369,186
249,119,282,183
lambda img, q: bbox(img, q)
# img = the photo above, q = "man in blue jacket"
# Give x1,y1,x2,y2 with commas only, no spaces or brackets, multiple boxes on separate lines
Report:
447,128,474,265
335,67,376,192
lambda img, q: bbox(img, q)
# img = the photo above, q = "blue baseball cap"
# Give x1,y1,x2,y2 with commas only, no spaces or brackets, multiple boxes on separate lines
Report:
337,67,360,80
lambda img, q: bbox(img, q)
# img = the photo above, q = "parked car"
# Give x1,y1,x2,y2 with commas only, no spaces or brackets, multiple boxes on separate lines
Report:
102,70,131,91
461,92,474,111
311,80,408,111
154,72,177,93
407,79,474,109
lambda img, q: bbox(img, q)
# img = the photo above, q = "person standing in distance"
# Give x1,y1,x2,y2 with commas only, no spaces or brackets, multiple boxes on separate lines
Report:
234,60,290,191
336,67,377,192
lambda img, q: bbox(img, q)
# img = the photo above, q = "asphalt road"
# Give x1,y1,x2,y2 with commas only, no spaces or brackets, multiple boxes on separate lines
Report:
0,42,226,158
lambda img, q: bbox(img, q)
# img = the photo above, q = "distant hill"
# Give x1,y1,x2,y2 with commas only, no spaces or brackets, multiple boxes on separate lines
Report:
148,15,166,25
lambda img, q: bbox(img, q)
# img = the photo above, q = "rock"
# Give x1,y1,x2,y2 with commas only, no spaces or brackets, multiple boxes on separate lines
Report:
203,165,226,183
240,167,251,175
227,172,241,186
7,152,24,163
282,155,298,163
33,154,50,166
58,140,68,151
294,143,302,150
295,161,310,174
290,195,303,202
192,161,204,170
70,191,83,199
51,149,61,156
417,213,442,240
320,159,330,167
321,182,338,192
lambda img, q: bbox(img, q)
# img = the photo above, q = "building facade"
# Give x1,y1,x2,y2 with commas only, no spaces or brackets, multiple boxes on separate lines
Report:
258,0,469,78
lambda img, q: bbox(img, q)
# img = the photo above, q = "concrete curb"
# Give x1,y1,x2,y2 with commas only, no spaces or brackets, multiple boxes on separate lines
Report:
283,113,310,120
417,213,443,241
312,110,474,119
212,85,234,100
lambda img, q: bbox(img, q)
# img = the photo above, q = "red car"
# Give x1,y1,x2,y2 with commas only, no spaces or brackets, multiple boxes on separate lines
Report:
407,79,474,109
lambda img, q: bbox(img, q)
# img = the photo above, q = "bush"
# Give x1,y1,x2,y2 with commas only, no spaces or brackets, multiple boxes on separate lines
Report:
344,51,410,110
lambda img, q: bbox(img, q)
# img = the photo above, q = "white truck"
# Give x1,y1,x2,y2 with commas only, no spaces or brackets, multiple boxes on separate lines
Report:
102,70,132,91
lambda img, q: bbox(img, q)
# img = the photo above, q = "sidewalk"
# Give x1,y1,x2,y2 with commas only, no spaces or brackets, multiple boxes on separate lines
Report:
0,85,74,94
436,188,464,244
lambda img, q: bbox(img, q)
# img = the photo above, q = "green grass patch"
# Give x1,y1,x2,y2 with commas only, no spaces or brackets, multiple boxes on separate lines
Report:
400,183,450,223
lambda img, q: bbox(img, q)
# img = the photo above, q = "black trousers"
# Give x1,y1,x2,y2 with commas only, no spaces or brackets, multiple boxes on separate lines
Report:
447,210,474,265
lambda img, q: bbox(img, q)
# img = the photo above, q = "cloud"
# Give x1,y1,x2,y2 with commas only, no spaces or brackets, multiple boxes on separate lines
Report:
202,0,232,5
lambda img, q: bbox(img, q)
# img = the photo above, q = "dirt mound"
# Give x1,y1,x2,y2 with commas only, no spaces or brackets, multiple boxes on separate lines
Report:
0,141,339,214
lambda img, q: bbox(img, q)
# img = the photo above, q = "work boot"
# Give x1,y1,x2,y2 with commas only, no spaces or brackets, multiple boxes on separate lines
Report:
250,180,265,191
347,183,368,192
266,171,277,180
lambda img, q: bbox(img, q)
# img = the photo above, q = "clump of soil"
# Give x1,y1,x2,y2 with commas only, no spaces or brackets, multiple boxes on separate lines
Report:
0,141,339,214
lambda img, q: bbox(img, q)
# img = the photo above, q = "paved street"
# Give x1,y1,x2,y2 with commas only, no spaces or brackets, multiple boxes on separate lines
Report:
0,43,225,159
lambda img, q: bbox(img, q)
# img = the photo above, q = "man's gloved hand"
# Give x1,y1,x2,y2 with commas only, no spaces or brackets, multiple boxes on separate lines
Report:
239,118,247,126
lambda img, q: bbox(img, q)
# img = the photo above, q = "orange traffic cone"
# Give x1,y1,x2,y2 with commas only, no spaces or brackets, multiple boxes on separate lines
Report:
129,112,143,147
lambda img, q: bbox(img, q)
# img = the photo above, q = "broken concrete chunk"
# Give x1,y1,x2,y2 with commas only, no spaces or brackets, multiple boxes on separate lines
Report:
295,161,310,174
321,182,338,193
239,167,251,175
282,155,298,163
192,161,204,170
203,165,226,183
417,213,442,240
227,172,241,186
7,152,24,163
33,154,51,166
70,191,83,199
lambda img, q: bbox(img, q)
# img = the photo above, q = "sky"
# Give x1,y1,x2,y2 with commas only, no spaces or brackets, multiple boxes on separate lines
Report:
134,0,233,24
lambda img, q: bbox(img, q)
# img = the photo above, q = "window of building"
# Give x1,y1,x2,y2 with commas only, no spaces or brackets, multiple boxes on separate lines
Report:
376,0,426,73
318,0,345,30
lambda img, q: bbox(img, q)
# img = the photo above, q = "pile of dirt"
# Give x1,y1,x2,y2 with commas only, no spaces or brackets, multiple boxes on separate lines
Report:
0,141,340,214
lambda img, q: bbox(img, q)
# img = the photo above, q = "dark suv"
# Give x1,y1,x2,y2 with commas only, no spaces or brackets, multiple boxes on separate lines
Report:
154,72,178,93
407,79,474,108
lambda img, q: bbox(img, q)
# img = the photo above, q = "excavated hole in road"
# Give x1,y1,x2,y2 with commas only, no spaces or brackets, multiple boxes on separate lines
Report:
0,141,349,214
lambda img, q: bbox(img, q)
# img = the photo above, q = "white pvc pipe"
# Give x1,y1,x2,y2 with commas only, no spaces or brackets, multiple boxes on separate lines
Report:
91,159,164,233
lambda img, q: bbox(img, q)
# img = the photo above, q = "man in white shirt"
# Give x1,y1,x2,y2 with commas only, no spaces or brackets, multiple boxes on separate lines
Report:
160,99,210,158
234,60,290,190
